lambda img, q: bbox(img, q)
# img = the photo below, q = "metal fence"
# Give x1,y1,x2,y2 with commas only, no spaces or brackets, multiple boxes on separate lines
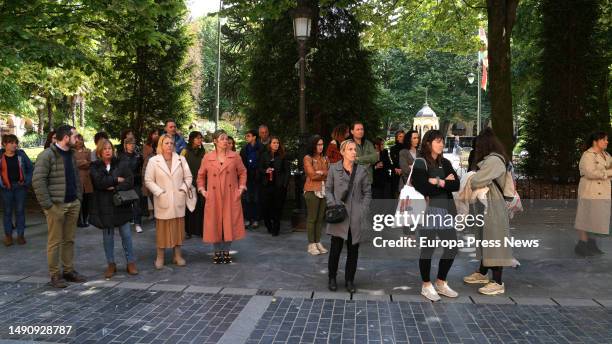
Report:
515,178,578,199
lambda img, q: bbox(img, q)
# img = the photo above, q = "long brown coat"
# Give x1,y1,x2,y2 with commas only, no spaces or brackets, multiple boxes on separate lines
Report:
575,148,612,234
75,148,93,194
197,150,247,244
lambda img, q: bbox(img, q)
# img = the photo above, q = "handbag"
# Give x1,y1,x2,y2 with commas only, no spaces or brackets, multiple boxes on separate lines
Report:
312,156,327,199
113,189,140,207
395,158,428,229
179,159,197,212
325,163,357,224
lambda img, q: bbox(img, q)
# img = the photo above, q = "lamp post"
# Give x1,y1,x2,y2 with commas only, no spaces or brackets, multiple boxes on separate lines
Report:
290,3,313,135
289,2,313,231
467,64,481,135
214,0,224,131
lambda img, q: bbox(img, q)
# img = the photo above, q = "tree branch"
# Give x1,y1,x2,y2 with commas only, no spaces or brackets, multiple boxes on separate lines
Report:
461,0,487,10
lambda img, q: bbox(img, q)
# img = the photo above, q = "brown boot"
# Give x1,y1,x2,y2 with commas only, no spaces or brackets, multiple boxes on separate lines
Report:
4,235,13,247
16,236,26,245
126,262,139,275
104,263,117,279
47,274,67,288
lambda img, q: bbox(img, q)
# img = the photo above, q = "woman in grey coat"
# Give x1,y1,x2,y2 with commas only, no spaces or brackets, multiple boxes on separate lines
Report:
398,130,420,190
326,140,372,293
463,128,513,296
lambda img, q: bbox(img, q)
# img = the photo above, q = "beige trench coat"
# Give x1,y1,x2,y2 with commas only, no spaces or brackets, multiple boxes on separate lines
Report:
470,153,513,267
144,153,192,220
575,148,612,234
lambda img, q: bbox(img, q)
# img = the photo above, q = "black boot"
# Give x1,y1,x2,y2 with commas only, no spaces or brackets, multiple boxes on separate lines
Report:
345,281,356,293
328,277,337,291
575,240,595,257
587,238,604,255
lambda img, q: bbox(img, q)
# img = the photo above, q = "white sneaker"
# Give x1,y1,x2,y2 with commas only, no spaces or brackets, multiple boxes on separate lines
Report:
307,243,320,255
434,281,458,298
478,282,505,295
135,225,143,233
421,284,441,302
316,242,328,254
463,272,489,284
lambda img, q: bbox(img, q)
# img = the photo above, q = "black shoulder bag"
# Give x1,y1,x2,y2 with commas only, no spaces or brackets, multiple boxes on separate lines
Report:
325,163,357,224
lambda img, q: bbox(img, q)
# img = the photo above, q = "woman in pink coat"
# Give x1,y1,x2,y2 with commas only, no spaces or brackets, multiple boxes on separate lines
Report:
197,130,247,264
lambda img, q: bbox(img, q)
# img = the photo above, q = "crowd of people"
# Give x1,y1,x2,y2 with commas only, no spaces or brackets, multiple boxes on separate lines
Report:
0,119,610,301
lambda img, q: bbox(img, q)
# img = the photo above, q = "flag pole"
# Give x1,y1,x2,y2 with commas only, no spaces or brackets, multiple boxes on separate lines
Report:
477,52,481,135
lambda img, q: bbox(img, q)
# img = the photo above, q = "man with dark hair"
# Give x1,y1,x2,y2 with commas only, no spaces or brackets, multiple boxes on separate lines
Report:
350,121,378,184
240,129,262,229
0,134,33,246
32,124,86,288
164,119,187,153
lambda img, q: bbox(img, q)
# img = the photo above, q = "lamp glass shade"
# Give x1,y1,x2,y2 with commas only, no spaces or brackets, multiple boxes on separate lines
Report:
293,17,311,40
467,72,475,84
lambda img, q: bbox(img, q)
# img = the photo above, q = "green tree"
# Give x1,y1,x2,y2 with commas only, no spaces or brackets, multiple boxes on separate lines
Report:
521,0,610,182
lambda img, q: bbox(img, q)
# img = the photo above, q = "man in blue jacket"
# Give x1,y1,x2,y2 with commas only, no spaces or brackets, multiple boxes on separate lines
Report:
0,134,33,246
164,119,187,154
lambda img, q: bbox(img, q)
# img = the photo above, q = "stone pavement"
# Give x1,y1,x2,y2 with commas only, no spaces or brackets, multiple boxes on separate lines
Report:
1,202,612,343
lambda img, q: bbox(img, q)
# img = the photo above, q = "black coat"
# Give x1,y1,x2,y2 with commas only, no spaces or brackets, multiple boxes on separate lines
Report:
118,151,143,186
411,157,460,214
88,158,135,229
258,150,290,189
373,149,393,188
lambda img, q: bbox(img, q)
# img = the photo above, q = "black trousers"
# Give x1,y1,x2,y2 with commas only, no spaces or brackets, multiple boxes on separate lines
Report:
261,185,286,235
79,193,91,225
328,230,359,282
419,228,458,283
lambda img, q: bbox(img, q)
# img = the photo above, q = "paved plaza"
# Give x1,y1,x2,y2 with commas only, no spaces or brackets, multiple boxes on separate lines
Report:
1,201,612,343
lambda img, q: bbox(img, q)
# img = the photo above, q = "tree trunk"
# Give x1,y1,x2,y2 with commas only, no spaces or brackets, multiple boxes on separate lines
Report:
37,107,44,136
46,94,54,131
487,0,518,154
68,95,77,127
79,95,85,127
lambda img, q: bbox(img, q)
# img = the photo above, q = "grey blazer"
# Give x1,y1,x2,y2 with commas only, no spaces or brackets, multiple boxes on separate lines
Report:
325,161,372,243
398,148,417,189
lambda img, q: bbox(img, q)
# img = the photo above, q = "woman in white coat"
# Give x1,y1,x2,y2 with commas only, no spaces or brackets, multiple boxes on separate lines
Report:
145,134,193,269
574,131,612,257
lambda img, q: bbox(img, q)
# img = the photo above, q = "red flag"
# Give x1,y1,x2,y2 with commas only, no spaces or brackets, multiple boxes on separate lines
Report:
478,27,488,91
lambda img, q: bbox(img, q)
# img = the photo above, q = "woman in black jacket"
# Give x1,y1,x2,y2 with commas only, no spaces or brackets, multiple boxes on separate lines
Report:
182,131,206,238
258,136,290,236
118,137,146,232
90,138,138,279
411,130,460,302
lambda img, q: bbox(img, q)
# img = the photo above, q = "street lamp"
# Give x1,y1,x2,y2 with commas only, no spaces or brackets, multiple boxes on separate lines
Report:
289,2,313,231
467,67,481,135
290,2,312,135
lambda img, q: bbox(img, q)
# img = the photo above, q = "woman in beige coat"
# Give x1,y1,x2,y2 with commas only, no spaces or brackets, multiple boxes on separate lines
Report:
463,128,513,296
574,131,612,257
145,134,193,269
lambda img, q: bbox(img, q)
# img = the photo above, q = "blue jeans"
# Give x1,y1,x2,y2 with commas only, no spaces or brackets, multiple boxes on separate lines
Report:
102,223,135,264
1,186,27,236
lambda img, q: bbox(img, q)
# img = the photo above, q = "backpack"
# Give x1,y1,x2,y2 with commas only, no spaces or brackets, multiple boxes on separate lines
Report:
491,154,523,219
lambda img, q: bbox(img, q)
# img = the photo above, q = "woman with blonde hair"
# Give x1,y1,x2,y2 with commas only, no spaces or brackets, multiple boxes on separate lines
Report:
89,138,138,278
197,130,247,264
145,134,193,269
325,139,371,293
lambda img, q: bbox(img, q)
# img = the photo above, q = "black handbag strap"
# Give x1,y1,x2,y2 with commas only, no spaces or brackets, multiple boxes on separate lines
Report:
341,163,357,203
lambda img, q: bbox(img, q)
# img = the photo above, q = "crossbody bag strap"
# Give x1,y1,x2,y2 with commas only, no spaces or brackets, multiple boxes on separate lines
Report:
341,163,358,203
